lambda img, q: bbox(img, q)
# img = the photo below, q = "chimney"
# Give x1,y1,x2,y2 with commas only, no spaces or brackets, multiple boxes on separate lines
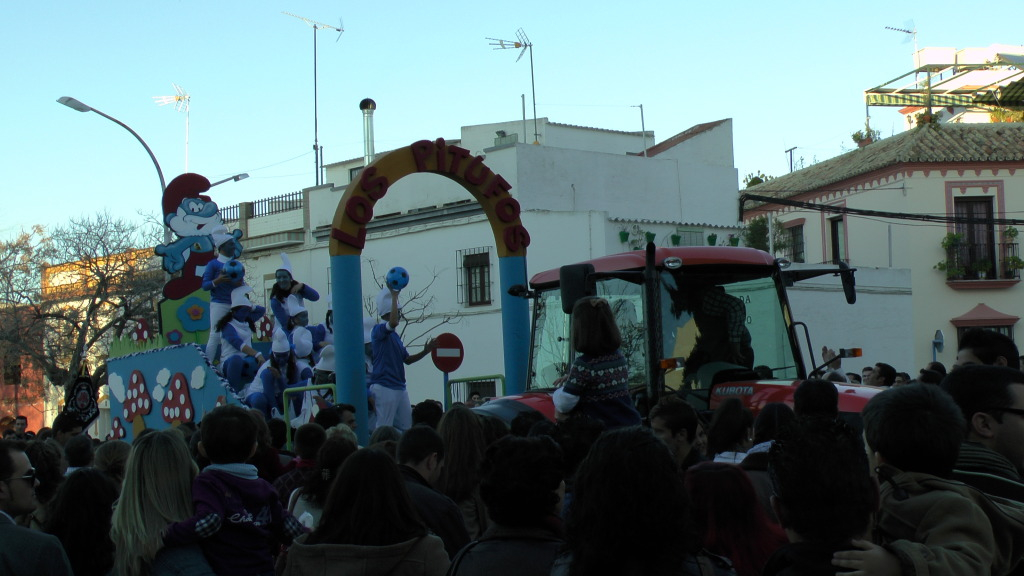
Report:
360,98,377,166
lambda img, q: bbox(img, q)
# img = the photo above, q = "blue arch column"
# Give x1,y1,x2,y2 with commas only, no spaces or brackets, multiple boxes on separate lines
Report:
331,255,370,446
499,255,529,395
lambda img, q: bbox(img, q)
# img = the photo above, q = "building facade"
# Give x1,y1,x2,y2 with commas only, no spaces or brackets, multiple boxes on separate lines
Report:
745,123,1024,372
219,117,748,402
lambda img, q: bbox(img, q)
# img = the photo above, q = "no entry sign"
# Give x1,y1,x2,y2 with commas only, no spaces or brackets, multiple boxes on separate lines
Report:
431,332,464,373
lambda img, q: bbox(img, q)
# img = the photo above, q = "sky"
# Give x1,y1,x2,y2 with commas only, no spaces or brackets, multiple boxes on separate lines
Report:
2,1,1018,240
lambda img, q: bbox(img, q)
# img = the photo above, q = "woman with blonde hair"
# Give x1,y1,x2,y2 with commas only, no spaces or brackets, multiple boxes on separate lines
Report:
110,429,215,576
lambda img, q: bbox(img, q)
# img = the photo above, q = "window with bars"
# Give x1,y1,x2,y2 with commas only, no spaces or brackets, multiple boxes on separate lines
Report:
785,225,805,263
457,247,492,306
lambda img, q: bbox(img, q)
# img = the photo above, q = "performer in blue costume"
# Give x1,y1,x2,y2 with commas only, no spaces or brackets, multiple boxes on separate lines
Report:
269,253,319,334
217,286,266,392
243,331,300,419
202,228,244,363
283,295,330,364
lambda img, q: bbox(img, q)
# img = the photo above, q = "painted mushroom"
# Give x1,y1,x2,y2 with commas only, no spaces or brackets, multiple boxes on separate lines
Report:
162,372,195,426
108,417,127,440
124,370,153,436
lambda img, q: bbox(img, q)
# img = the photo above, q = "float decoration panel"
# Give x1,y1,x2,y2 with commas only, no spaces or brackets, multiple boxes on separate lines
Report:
106,344,240,442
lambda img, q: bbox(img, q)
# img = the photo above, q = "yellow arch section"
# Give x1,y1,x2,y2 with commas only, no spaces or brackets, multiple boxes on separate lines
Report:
330,138,530,257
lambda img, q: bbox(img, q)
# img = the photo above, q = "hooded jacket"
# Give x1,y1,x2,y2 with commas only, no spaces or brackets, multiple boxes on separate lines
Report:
282,532,449,576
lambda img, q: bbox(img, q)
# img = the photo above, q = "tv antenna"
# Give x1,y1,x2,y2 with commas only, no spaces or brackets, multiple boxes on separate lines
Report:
284,11,344,186
488,28,539,144
153,84,191,171
885,20,918,68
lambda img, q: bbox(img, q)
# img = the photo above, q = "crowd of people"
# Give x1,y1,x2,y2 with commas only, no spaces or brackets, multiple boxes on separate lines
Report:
7,308,1024,575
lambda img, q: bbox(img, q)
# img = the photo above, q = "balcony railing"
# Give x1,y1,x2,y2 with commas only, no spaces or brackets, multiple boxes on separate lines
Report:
218,192,304,223
252,191,303,218
942,242,1020,280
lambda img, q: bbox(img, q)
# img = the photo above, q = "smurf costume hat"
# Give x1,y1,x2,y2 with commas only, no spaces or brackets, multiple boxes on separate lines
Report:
292,326,313,359
277,253,293,277
376,286,401,318
315,345,335,372
271,329,290,354
230,285,253,309
285,295,306,317
211,225,234,249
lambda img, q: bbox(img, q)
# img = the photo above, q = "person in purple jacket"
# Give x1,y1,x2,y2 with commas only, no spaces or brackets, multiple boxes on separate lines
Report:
202,228,244,363
164,405,306,576
270,253,319,335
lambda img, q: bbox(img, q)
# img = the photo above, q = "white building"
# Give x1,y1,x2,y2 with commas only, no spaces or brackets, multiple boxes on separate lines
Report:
223,116,775,402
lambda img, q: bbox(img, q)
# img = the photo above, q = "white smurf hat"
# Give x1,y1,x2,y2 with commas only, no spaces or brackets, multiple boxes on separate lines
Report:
271,329,290,353
277,252,293,276
285,294,306,317
292,326,313,359
375,286,401,318
211,225,234,249
315,345,335,372
230,285,253,309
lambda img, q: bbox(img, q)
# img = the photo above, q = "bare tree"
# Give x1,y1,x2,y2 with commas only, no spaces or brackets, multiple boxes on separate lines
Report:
0,214,164,401
362,259,461,346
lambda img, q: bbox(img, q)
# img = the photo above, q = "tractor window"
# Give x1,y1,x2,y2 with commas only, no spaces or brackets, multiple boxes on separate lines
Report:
661,272,799,390
529,278,647,390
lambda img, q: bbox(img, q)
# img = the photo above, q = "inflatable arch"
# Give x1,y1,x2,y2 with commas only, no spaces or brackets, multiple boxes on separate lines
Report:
330,138,530,441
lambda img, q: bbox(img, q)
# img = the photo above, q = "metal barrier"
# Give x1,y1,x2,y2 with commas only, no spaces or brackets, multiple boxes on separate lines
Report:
282,383,337,450
445,374,504,409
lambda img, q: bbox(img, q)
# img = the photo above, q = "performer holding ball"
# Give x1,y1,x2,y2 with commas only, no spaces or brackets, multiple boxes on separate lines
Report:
270,253,319,335
202,227,244,363
367,268,436,432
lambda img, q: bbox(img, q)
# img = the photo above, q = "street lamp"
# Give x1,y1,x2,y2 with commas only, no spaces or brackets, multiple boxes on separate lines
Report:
57,96,167,194
210,173,249,187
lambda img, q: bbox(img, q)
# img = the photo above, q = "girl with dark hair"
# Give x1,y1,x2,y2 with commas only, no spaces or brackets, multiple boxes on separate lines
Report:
283,449,449,575
552,426,734,576
740,402,795,523
685,462,786,576
552,297,641,428
706,397,754,463
217,286,267,392
44,468,119,576
436,405,489,539
288,435,359,529
270,252,320,335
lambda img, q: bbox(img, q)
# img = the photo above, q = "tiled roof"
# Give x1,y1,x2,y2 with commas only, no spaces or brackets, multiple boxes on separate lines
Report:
639,119,729,157
749,123,1024,198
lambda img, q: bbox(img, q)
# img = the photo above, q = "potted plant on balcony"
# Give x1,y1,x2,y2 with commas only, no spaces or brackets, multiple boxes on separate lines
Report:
972,258,992,280
935,260,966,279
1003,255,1024,279
1004,226,1019,241
940,232,965,250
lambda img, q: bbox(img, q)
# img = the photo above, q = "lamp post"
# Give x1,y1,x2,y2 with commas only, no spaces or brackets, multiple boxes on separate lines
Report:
57,97,167,193
57,96,170,244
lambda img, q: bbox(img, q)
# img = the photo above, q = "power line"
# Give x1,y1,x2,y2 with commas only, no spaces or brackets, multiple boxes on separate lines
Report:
740,193,1024,226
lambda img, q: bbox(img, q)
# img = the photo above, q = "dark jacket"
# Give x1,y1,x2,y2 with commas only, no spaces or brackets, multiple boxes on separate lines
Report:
952,441,1024,503
446,522,563,576
400,465,471,559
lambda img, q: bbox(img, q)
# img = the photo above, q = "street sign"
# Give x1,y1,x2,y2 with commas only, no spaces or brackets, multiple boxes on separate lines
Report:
431,332,464,373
